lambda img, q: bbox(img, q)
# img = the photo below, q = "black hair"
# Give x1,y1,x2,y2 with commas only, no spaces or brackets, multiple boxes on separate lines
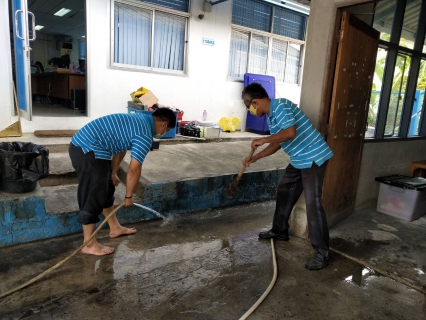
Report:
35,61,44,73
241,83,269,103
153,108,176,128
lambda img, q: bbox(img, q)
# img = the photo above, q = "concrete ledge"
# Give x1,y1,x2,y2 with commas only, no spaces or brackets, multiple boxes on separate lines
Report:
0,185,81,247
0,169,284,247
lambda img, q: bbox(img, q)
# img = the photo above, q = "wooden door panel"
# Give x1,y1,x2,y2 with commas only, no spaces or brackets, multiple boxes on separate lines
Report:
323,12,380,222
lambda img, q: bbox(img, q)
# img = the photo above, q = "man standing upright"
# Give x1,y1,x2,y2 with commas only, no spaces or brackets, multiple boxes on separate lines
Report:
69,108,176,256
242,83,333,271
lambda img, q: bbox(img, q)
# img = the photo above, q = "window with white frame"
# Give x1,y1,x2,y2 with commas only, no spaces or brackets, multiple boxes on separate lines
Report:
228,0,307,84
111,0,189,73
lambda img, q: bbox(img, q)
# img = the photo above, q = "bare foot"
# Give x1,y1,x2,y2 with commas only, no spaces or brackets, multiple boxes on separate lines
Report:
109,226,137,238
81,242,115,256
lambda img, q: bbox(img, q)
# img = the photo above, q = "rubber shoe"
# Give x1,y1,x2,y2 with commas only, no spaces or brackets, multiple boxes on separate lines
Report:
258,229,289,241
305,253,330,271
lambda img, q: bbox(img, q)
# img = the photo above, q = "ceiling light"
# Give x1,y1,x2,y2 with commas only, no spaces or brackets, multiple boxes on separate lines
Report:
82,35,85,38
35,25,44,30
54,8,71,17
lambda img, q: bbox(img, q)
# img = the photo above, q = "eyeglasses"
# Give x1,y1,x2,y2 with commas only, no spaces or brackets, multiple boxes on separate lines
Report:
245,99,253,109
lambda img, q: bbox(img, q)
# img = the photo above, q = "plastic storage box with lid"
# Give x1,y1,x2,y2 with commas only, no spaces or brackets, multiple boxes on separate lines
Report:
127,107,177,139
244,73,275,135
375,174,426,221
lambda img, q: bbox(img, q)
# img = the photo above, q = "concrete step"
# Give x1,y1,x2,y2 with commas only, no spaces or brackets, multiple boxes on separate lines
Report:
1,139,289,247
40,152,76,187
42,183,143,214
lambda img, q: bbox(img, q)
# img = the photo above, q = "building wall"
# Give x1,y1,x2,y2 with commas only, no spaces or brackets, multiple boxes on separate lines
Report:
0,1,14,131
0,0,303,133
355,140,426,209
85,0,302,122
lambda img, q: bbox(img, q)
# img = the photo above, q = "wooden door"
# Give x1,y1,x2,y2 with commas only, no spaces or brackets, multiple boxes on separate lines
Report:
323,12,380,224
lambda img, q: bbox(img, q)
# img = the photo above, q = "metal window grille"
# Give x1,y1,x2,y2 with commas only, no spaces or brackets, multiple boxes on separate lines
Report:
284,43,301,84
269,38,288,82
229,29,301,83
249,34,269,75
273,7,306,40
140,0,189,12
232,0,272,32
228,29,250,78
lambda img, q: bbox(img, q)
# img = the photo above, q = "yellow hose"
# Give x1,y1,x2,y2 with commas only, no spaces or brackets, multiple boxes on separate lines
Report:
239,238,277,320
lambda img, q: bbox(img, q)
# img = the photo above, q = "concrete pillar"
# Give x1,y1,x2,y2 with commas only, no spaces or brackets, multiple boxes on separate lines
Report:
290,0,371,239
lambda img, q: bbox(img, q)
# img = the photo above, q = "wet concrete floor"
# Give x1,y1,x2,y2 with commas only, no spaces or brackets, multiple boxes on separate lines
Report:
1,202,425,320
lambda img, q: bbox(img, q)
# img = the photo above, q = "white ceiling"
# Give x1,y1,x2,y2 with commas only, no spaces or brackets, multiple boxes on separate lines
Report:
373,0,422,43
28,0,86,39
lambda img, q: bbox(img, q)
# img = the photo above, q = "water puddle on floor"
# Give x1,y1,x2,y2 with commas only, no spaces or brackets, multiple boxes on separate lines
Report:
112,239,224,280
343,267,377,287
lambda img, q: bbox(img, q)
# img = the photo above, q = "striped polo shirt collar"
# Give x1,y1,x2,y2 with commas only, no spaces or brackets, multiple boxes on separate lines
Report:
268,99,278,122
146,114,155,136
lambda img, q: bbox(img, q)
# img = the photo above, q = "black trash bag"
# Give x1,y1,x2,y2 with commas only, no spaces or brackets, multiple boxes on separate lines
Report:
0,142,49,193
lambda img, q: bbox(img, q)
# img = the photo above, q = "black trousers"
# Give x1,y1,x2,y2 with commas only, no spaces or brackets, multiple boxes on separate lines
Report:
272,161,330,258
69,143,115,225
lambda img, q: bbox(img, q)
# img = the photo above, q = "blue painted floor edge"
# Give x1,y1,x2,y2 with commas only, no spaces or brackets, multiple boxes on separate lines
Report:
0,169,284,247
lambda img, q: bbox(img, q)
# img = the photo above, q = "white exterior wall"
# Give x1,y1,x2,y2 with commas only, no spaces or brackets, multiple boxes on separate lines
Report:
0,0,303,133
355,140,426,209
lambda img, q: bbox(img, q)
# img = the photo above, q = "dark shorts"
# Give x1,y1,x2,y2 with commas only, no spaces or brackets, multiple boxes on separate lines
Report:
69,143,115,225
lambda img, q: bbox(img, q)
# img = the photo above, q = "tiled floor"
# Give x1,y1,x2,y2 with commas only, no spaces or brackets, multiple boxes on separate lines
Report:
32,100,86,117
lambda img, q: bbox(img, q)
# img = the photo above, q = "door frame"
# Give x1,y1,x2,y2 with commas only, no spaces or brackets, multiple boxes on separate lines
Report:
12,0,35,121
319,9,343,139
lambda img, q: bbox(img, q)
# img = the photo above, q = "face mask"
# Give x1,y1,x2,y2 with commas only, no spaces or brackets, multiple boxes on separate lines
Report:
249,104,258,116
154,125,167,139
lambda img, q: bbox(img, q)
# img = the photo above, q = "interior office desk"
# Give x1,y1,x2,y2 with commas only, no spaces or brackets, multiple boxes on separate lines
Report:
31,73,85,100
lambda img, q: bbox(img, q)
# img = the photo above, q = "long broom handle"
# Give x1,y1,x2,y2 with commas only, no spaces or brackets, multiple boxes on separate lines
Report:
236,149,255,179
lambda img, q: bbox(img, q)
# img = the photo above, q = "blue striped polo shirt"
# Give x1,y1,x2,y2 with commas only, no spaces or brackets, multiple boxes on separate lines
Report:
267,98,333,169
71,113,154,164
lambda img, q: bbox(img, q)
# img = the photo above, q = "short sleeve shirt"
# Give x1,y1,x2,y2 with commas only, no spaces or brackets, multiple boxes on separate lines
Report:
267,98,333,169
71,113,154,164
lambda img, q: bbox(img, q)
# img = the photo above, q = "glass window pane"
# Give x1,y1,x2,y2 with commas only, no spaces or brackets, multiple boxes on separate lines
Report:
423,34,426,54
153,13,186,70
114,3,152,67
232,0,271,32
269,39,287,82
248,34,268,75
284,43,301,84
228,30,249,78
385,54,411,137
273,8,306,40
399,0,422,50
366,48,388,138
373,0,397,42
408,60,426,136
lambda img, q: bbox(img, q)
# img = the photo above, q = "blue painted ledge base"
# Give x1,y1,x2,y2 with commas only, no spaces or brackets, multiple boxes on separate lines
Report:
0,169,284,247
